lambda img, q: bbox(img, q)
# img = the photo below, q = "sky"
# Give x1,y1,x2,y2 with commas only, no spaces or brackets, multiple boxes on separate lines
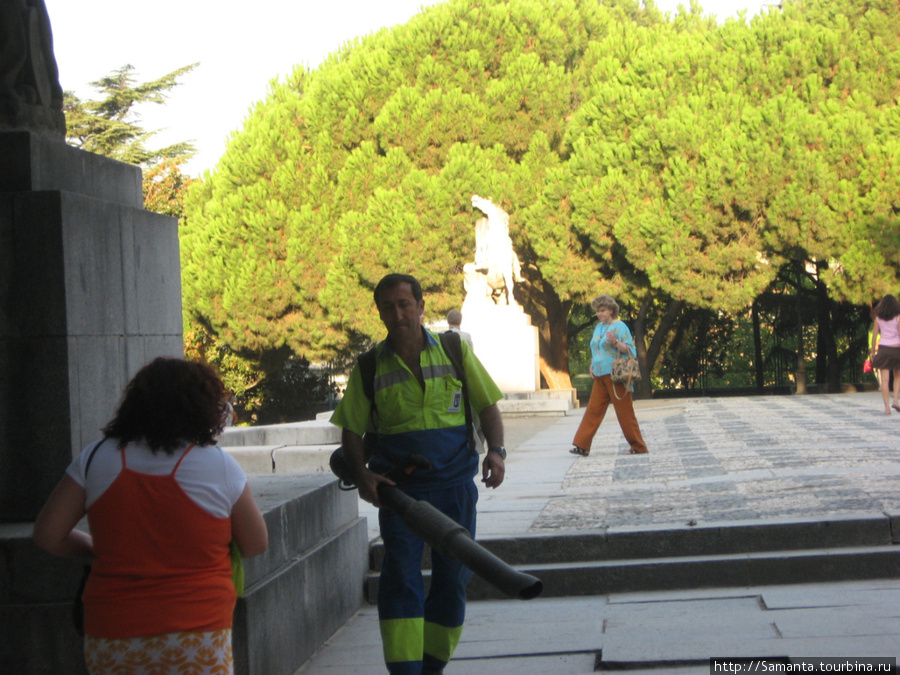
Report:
44,0,772,177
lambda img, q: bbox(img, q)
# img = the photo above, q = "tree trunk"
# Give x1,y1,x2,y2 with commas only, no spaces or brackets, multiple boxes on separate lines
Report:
633,301,652,399
539,355,571,389
752,300,764,393
633,296,684,399
795,293,807,395
814,269,840,392
537,295,572,389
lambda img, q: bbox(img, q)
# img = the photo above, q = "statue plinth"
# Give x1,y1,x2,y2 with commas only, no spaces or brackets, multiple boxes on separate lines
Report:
461,196,539,392
0,132,184,523
0,96,64,137
462,301,539,392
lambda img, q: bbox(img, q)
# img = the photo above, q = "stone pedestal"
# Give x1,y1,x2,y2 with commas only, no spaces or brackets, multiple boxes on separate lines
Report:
0,130,182,672
461,300,539,392
0,133,368,675
0,131,183,523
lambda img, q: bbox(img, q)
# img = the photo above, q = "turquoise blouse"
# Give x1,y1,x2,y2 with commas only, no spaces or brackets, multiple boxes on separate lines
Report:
590,319,636,377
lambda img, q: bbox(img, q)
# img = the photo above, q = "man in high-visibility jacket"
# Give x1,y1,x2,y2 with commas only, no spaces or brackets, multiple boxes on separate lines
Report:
331,273,506,675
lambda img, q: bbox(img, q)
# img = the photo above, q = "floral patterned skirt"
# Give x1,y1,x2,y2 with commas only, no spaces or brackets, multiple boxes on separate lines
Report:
85,628,233,674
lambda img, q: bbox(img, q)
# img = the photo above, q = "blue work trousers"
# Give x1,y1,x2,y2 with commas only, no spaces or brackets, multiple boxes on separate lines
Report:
377,480,478,675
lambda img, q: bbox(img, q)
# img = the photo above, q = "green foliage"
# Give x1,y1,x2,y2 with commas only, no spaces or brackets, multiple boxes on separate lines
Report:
184,323,336,424
64,64,197,166
183,0,900,396
184,323,265,412
142,158,196,217
184,0,670,382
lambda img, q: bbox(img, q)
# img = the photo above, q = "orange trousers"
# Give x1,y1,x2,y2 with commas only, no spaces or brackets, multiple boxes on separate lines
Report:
573,375,648,454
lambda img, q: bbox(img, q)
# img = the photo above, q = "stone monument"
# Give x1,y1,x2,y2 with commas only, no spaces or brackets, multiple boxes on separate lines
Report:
461,196,539,392
0,4,183,671
0,0,66,137
0,9,368,675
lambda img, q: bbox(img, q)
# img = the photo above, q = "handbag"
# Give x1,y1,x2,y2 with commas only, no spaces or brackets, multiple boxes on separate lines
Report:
863,359,873,374
230,540,245,597
610,347,641,391
611,352,641,400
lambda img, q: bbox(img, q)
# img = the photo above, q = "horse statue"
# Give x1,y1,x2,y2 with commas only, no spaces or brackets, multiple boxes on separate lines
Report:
470,195,523,306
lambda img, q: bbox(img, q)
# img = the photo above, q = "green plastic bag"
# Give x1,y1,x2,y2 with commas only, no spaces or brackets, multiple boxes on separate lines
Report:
230,541,244,597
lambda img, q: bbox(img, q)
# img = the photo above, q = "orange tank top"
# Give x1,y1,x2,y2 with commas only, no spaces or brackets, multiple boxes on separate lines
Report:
83,445,235,638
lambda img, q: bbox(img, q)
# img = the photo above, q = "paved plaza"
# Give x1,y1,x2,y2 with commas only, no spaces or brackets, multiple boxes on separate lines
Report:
527,392,900,532
299,392,900,674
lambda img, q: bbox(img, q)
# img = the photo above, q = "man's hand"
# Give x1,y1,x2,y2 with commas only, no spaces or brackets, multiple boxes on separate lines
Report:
355,468,396,508
341,429,396,507
478,403,505,488
481,451,505,489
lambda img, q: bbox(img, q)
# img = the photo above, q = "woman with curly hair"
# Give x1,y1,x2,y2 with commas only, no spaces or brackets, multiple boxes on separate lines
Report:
34,357,268,674
871,295,900,415
569,295,648,457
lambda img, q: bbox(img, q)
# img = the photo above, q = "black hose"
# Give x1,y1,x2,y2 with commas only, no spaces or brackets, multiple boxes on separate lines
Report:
330,447,542,600
378,483,543,600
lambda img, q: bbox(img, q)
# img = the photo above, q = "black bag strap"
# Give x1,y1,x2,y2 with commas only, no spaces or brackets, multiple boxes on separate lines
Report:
356,347,380,460
73,438,105,637
83,438,106,478
358,347,378,406
440,331,476,456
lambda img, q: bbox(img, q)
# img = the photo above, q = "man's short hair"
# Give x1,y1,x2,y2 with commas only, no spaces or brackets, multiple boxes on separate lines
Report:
446,309,463,326
374,273,423,306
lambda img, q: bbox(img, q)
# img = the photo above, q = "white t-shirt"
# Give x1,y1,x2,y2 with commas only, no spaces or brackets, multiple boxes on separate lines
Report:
67,438,247,518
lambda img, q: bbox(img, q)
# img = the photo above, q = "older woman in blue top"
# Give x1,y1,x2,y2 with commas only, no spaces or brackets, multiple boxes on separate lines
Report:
569,295,648,456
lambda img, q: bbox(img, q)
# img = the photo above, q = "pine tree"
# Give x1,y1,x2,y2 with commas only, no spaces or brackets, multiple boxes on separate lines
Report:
182,0,900,393
183,0,670,387
64,64,197,165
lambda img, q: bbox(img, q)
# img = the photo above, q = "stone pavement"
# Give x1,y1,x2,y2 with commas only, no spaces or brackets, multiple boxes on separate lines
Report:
298,392,900,673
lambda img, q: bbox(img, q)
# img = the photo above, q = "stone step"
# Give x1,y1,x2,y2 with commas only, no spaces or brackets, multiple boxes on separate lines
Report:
501,389,578,401
225,445,338,475
219,419,340,447
462,545,900,601
497,398,574,416
365,545,900,604
235,474,369,675
369,513,896,571
498,388,578,416
226,389,578,447
364,514,900,603
223,390,578,467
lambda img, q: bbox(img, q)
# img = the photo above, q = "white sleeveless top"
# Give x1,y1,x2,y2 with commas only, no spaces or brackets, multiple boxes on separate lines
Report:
66,438,247,517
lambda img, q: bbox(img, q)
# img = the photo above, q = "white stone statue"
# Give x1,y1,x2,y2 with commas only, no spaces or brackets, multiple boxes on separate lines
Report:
469,195,523,306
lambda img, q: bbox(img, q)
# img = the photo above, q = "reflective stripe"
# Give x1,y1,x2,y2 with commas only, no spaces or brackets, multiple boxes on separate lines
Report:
422,364,455,380
424,620,464,663
374,369,410,394
374,364,457,395
331,329,501,441
380,617,424,663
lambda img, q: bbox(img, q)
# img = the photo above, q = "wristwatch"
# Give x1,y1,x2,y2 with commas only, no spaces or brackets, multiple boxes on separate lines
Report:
488,446,507,460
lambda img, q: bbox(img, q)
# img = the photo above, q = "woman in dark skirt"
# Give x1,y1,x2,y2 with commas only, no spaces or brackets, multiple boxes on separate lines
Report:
871,295,900,415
